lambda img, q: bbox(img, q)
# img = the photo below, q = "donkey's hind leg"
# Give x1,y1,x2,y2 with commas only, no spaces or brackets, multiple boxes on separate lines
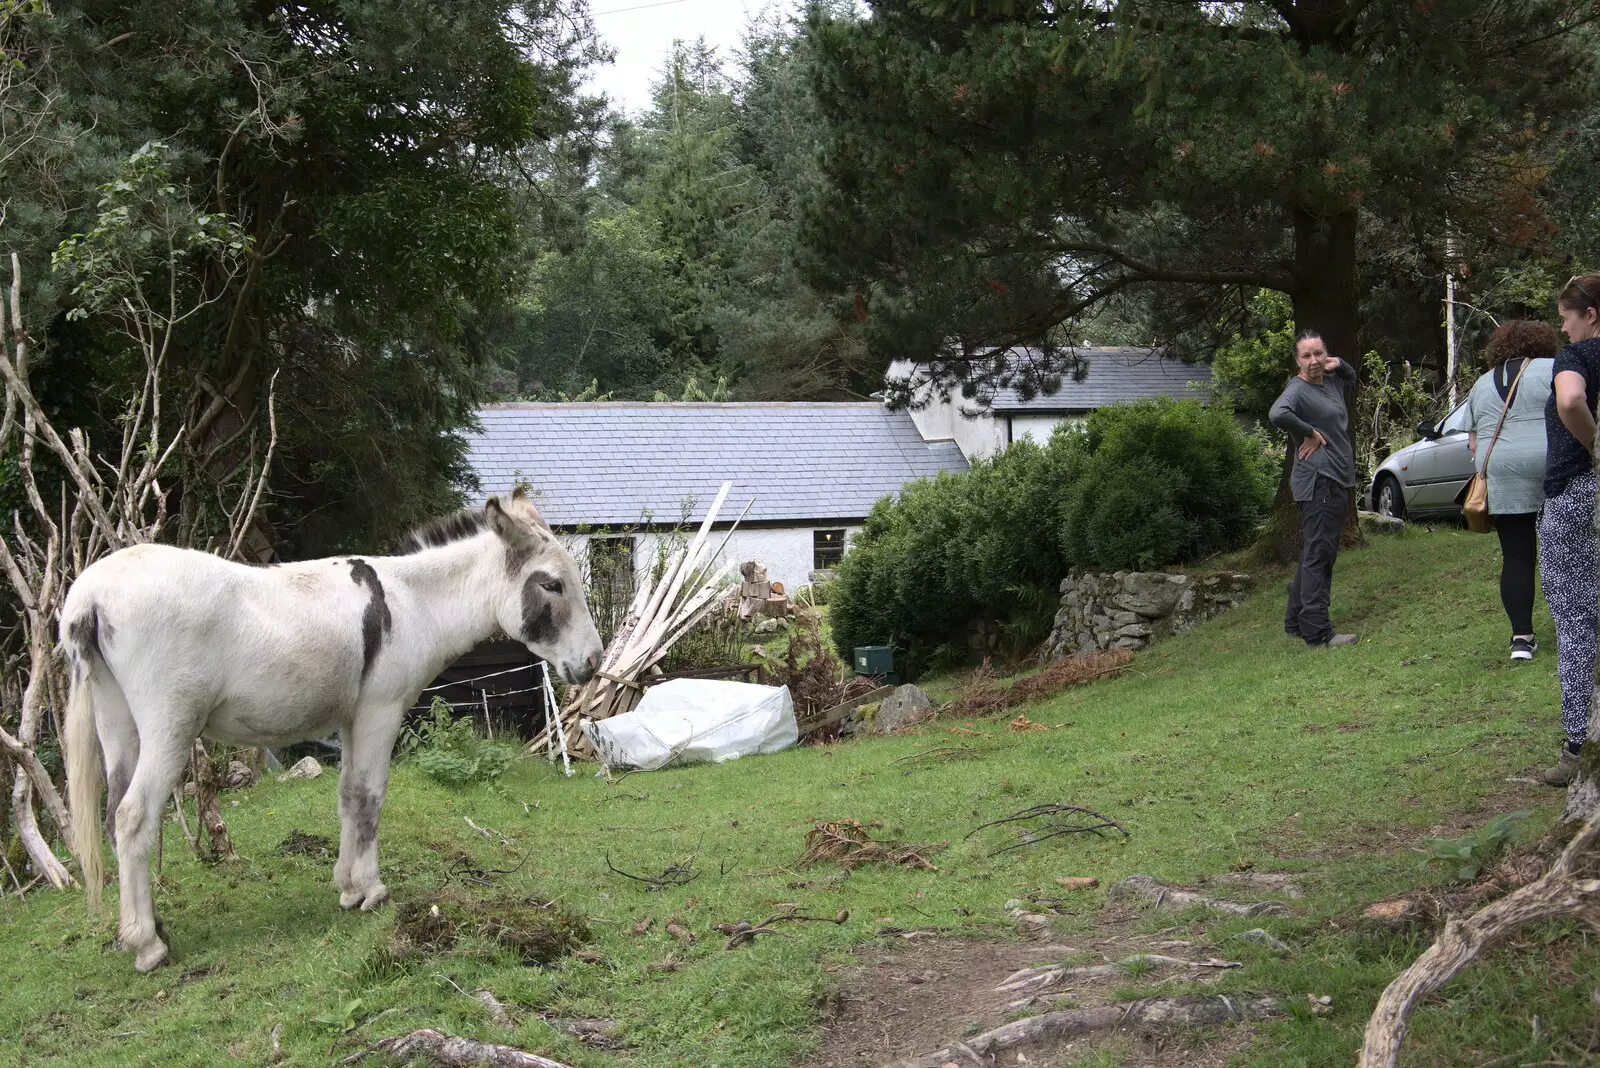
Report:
93,677,139,847
114,724,194,972
333,711,403,911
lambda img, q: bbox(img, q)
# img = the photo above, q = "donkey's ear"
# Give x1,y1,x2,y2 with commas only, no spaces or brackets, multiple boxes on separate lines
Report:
485,497,529,543
505,487,552,532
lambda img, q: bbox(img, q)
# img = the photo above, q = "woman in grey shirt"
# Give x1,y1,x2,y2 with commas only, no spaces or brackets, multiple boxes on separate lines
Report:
1465,320,1560,660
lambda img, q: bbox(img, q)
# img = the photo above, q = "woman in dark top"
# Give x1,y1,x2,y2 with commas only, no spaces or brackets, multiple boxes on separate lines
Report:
1538,272,1600,786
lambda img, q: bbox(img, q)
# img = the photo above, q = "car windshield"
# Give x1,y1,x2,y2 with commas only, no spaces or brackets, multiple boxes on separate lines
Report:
1438,402,1471,436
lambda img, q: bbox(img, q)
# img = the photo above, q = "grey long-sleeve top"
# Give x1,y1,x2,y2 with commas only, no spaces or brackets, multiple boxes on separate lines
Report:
1268,359,1357,502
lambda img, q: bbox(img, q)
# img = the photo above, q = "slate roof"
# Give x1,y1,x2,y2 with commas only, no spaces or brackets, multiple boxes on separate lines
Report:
974,347,1210,412
467,402,970,528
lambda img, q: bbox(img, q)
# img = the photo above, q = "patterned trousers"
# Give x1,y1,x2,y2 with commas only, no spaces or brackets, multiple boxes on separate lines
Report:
1538,470,1600,747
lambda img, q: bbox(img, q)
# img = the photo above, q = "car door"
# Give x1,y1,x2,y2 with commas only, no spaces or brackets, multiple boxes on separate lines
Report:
1401,401,1474,512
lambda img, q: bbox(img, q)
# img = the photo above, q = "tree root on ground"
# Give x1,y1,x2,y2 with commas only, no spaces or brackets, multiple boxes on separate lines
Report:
1359,815,1600,1068
341,1029,573,1067
996,955,1241,997
1110,874,1290,916
897,994,1282,1067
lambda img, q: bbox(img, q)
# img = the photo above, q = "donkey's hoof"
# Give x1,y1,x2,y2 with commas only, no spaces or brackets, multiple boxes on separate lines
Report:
340,884,389,911
133,939,170,973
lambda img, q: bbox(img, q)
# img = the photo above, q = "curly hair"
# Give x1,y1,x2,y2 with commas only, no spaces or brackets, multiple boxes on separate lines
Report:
1482,319,1561,368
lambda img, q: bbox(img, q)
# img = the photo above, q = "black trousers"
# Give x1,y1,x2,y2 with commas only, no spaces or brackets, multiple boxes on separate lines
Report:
1494,512,1538,637
1285,476,1349,645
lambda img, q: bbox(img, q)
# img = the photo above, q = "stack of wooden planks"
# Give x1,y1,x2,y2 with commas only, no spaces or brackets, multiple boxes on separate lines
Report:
532,480,746,758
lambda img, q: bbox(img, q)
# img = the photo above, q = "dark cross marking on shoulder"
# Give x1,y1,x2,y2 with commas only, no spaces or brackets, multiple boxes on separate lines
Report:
349,559,393,679
521,576,562,647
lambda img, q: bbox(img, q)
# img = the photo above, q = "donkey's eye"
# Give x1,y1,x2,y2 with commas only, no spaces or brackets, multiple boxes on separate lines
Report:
541,579,563,594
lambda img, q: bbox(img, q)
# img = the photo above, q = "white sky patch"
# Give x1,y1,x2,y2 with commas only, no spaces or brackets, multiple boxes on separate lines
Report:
584,0,802,116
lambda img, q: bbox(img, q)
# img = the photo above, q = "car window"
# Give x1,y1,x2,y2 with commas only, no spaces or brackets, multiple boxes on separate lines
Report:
1438,402,1471,436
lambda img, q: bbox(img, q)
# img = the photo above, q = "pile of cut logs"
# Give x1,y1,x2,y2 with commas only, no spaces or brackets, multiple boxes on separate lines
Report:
736,561,790,619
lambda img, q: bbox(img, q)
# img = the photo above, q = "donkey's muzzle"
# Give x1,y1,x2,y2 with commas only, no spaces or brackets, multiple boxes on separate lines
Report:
563,651,600,686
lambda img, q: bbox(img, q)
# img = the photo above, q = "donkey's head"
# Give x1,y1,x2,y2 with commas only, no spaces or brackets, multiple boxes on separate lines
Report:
484,490,603,685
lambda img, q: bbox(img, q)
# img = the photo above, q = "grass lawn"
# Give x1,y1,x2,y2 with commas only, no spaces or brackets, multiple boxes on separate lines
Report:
1,524,1592,1067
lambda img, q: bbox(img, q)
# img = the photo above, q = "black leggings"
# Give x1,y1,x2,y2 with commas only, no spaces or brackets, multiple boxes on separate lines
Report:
1495,512,1538,636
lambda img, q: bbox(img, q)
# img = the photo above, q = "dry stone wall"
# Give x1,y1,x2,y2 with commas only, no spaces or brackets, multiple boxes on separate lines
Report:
1049,569,1253,659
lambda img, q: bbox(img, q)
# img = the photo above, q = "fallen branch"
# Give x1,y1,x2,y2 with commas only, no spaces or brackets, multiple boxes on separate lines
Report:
716,907,849,948
967,804,1128,856
1110,875,1289,917
341,1029,573,1067
604,838,701,891
1359,815,1600,1068
899,994,1282,1067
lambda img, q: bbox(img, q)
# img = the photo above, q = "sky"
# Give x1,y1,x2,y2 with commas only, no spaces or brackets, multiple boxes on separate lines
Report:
583,0,801,116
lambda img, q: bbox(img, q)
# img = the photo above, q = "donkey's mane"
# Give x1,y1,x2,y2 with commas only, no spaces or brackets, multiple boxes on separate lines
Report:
399,508,488,554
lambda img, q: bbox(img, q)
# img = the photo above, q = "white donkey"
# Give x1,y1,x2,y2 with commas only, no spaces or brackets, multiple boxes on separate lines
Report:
62,490,602,972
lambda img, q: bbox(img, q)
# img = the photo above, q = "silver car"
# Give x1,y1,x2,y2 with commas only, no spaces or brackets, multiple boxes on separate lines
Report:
1368,402,1476,520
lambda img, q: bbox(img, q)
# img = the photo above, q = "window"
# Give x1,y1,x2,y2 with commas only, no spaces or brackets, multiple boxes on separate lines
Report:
813,529,846,570
586,536,635,644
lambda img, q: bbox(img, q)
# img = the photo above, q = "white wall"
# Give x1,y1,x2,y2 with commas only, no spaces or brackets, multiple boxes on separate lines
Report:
888,359,1008,462
1009,413,1082,446
565,525,861,594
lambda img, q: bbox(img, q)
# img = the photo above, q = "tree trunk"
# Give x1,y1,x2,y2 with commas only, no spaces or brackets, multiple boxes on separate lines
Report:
1259,206,1366,562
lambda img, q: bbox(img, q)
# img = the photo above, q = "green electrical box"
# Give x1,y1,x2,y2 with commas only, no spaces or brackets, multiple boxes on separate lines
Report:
853,645,897,683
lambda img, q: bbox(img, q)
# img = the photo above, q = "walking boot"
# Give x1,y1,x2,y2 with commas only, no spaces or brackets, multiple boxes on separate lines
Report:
1542,746,1582,787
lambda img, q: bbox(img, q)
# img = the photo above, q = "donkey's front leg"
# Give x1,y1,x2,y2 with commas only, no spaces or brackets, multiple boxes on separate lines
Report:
333,711,403,911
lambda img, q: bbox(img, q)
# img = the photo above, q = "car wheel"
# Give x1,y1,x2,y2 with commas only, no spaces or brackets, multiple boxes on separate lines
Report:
1375,474,1406,520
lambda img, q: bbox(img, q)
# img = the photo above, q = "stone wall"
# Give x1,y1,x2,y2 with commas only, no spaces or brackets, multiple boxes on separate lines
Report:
1049,569,1253,658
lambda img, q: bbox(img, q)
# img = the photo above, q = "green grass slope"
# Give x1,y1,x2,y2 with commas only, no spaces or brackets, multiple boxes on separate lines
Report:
0,525,1588,1067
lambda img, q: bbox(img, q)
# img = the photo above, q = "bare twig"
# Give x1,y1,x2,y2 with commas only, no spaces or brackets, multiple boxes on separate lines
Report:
966,804,1129,855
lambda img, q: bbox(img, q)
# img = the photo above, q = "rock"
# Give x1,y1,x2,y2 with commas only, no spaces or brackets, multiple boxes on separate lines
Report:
221,760,257,791
753,617,784,635
1110,610,1141,626
279,756,323,781
873,685,933,733
1232,928,1290,952
1055,876,1099,891
1112,637,1146,650
1115,623,1152,639
1359,510,1406,536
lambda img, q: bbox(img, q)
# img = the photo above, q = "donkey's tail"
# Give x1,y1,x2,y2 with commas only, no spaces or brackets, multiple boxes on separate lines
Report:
62,601,105,912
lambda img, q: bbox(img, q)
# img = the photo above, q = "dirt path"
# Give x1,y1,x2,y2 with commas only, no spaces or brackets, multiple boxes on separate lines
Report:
799,891,1286,1068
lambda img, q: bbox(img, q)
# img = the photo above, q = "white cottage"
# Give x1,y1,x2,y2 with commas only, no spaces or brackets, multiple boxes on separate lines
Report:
465,401,969,592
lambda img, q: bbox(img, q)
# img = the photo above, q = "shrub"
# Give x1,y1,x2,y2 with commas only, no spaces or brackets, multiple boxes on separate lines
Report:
398,698,519,788
831,397,1273,674
1060,399,1275,571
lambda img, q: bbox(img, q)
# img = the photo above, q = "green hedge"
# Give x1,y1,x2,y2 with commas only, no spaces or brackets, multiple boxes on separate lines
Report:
830,399,1274,676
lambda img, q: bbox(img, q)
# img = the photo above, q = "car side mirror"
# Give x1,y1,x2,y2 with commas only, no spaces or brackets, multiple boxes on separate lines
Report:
1416,418,1440,441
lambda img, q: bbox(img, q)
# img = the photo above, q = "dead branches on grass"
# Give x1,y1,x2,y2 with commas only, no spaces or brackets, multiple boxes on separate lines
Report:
605,837,702,891
942,650,1132,719
798,819,943,870
967,804,1128,856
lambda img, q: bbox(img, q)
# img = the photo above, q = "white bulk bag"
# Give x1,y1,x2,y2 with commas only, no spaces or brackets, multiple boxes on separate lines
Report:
581,678,797,771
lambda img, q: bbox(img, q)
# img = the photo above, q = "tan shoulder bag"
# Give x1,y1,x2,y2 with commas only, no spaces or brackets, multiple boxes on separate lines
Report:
1462,359,1532,534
